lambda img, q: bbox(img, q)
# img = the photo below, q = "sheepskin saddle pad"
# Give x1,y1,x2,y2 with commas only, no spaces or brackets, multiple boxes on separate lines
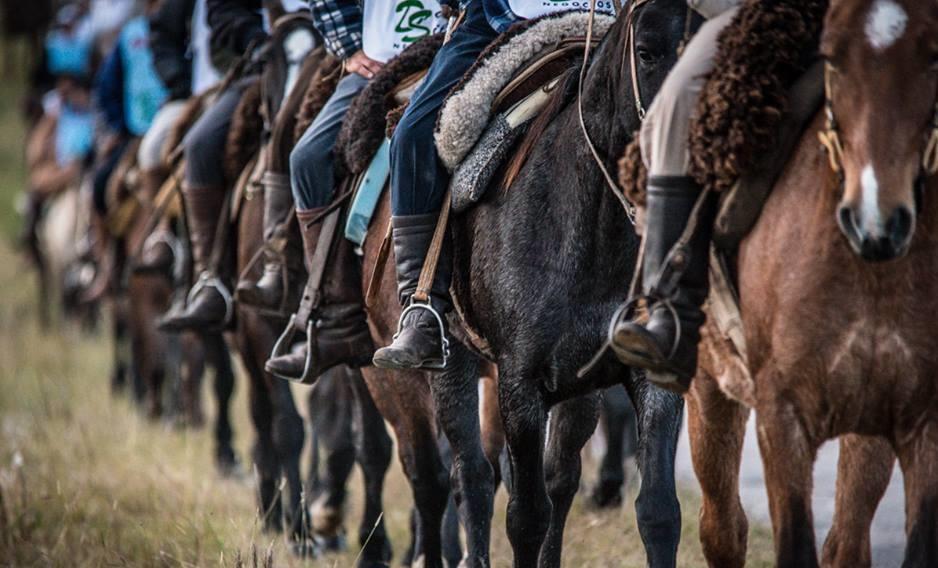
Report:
435,11,615,213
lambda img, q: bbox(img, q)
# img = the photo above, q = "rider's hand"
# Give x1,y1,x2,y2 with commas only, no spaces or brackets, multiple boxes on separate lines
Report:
345,50,384,79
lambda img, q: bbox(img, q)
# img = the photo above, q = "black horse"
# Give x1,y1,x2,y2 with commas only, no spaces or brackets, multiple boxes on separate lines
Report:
447,2,702,566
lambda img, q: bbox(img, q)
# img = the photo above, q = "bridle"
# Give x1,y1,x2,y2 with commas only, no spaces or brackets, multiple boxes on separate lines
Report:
819,61,938,186
577,0,697,224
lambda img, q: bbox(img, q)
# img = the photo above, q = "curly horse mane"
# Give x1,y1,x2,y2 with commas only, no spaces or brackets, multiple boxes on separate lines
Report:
620,0,828,205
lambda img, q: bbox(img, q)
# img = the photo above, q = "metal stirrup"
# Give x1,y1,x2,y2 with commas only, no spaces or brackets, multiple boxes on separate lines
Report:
394,299,451,370
188,272,235,325
268,314,316,382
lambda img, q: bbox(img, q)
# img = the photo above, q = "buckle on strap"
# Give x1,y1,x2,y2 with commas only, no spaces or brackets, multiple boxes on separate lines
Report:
268,314,316,383
395,299,451,370
188,272,234,325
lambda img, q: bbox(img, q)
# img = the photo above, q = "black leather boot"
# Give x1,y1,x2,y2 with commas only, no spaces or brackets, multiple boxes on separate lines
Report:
236,172,302,309
372,213,451,371
265,207,374,383
158,185,231,331
611,176,716,393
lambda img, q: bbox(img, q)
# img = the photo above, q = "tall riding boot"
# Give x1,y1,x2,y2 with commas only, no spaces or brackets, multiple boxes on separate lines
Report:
236,172,302,309
265,207,374,383
133,169,176,275
158,185,230,331
372,213,451,370
611,176,717,393
79,212,115,304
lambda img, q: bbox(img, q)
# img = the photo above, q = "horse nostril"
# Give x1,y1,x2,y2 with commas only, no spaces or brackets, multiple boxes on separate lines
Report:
837,205,858,237
886,206,914,246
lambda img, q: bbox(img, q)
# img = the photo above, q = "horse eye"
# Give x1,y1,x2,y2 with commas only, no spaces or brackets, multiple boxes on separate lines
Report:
637,48,654,64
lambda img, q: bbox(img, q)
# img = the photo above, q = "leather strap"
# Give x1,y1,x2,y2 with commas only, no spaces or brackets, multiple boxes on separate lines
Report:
294,206,341,328
366,215,393,308
413,189,451,303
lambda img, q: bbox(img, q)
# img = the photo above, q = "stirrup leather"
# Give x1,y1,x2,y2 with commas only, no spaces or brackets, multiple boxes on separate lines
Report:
188,272,235,325
393,297,451,370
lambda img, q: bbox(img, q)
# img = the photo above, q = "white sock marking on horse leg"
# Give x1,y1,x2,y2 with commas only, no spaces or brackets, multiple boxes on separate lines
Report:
861,164,882,234
865,0,908,51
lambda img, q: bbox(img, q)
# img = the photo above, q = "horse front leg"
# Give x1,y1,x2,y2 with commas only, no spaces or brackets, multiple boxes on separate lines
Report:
348,368,394,566
756,393,820,568
896,418,938,568
206,333,238,474
268,377,311,555
498,363,550,567
686,372,748,568
591,385,636,509
243,350,282,533
430,343,494,568
539,392,601,567
625,370,683,568
821,435,894,568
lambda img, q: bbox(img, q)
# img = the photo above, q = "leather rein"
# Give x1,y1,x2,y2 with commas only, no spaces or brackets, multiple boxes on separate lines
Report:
577,0,695,224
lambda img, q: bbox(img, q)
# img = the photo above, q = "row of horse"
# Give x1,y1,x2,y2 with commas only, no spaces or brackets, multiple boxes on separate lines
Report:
25,0,938,566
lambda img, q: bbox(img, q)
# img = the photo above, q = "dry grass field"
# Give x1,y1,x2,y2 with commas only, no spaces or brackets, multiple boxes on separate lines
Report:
0,76,776,566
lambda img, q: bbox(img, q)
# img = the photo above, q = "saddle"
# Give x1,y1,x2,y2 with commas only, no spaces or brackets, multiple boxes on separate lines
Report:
433,11,616,212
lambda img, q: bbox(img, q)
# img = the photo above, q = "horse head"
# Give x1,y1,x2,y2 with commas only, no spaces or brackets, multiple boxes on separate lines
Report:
821,0,938,261
620,0,705,122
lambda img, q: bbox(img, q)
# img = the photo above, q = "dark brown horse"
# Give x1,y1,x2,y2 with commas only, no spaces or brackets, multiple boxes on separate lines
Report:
687,1,938,566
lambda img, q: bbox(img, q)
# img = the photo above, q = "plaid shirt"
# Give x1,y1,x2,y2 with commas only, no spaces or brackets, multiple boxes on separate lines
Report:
310,0,362,60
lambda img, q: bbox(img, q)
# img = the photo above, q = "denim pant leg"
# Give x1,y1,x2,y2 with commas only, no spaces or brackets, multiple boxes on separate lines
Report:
389,2,498,217
290,73,370,211
182,78,253,188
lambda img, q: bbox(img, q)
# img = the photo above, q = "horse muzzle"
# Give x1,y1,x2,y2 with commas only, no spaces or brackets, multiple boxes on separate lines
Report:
837,203,914,262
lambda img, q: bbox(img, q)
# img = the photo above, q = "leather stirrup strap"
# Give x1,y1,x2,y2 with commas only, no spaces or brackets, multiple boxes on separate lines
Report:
413,189,452,304
293,207,341,329
366,216,393,308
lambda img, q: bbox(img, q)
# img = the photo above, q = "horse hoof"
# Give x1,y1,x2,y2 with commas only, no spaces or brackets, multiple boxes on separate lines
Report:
588,481,624,510
215,451,243,479
290,539,320,559
311,501,344,537
315,532,347,553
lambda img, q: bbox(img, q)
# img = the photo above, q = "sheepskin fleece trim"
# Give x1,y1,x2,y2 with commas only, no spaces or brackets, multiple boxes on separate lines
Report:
335,34,444,176
434,11,614,171
688,0,827,192
224,79,263,184
618,132,646,207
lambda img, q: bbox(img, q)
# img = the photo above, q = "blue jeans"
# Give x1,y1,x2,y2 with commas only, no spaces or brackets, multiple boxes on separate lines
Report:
389,1,498,216
291,72,369,211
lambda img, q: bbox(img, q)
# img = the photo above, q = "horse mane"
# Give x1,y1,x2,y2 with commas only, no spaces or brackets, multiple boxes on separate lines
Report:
293,54,343,143
224,79,263,183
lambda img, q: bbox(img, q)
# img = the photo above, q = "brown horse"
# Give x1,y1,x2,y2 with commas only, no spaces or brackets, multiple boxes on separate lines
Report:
687,1,938,566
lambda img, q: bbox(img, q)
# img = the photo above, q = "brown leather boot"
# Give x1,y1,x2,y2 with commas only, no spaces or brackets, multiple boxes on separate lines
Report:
158,185,231,331
265,207,374,384
235,172,302,310
132,169,176,276
79,212,115,304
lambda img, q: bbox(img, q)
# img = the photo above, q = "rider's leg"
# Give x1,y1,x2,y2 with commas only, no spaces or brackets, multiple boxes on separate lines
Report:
372,3,498,370
159,81,251,331
265,73,374,380
611,9,738,392
134,100,186,274
81,137,130,303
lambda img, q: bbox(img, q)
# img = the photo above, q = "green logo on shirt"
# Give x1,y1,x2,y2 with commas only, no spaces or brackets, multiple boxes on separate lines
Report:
395,0,433,43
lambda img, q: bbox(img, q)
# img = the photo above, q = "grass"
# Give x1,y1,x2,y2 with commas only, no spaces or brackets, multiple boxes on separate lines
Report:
0,68,776,566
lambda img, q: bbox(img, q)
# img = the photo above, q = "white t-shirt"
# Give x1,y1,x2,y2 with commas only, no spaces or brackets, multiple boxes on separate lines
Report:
190,0,222,95
507,0,617,19
362,0,448,64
